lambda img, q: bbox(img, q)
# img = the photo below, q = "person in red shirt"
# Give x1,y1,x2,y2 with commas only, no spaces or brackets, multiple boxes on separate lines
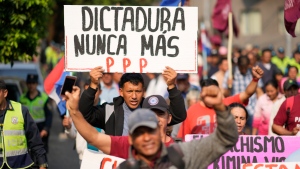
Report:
272,93,300,135
177,66,264,140
62,92,175,159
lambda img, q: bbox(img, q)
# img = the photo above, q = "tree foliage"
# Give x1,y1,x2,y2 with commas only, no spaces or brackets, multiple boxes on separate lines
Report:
0,0,53,65
0,0,156,65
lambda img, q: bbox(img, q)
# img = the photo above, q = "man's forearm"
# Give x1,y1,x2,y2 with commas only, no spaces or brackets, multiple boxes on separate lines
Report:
168,87,187,125
242,80,258,100
272,124,293,135
71,109,101,145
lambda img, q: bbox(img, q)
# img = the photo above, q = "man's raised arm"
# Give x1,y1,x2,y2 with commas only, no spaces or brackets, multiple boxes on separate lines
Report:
178,85,239,169
65,86,112,154
162,66,187,125
79,66,106,128
239,65,264,102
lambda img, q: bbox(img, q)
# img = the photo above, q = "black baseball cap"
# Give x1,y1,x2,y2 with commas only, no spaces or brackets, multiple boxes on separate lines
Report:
0,80,6,90
142,95,169,113
283,79,299,91
26,74,38,83
176,73,189,80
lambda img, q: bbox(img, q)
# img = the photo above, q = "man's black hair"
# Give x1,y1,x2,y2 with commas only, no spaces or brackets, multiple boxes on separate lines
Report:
217,58,227,66
262,48,272,56
0,80,6,90
237,55,250,66
200,78,219,88
288,65,299,74
119,73,144,88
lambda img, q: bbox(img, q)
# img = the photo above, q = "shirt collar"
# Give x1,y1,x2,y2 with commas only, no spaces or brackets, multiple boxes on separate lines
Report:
128,143,167,167
25,90,41,99
235,67,252,76
6,100,14,111
266,93,284,101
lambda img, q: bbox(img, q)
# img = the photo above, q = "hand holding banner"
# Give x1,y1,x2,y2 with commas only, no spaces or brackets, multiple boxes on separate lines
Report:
64,5,198,73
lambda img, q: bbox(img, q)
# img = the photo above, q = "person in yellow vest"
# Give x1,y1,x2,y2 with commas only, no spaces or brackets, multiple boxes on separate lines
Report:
0,80,48,169
20,74,52,167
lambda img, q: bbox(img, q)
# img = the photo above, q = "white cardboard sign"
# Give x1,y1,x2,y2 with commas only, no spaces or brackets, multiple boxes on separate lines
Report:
80,149,125,169
64,5,198,73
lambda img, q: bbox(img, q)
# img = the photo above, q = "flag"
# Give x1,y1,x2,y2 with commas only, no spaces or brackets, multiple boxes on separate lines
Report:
200,24,212,56
284,0,300,37
212,0,239,37
160,0,185,6
44,57,71,115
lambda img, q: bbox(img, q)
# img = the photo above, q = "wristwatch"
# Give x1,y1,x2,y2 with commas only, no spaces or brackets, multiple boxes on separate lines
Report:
40,163,48,168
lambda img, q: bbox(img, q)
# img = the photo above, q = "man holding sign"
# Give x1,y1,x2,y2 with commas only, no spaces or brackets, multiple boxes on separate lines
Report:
79,66,186,136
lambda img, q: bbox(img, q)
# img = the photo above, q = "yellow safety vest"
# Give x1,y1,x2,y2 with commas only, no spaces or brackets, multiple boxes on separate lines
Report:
0,101,33,169
20,92,48,123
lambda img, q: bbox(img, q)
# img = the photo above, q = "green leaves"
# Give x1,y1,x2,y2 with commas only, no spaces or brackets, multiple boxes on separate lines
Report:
0,0,52,64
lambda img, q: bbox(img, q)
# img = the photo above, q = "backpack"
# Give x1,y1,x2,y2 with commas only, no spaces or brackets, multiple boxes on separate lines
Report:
285,96,295,130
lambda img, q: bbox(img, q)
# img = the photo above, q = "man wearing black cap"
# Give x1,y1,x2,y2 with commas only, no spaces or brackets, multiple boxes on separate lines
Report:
0,80,48,168
62,92,174,159
273,79,300,136
20,74,52,155
272,47,290,75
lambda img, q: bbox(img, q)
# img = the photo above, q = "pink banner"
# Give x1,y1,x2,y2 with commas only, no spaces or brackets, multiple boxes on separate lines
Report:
185,135,300,169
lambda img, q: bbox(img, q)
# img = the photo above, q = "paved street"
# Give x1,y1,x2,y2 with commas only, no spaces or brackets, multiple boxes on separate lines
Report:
47,107,80,169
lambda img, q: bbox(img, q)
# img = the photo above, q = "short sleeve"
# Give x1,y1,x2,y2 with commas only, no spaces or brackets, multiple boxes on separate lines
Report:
109,136,130,159
273,101,288,126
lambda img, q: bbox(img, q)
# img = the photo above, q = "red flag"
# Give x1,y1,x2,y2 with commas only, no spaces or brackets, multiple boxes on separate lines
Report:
212,0,239,37
284,0,300,37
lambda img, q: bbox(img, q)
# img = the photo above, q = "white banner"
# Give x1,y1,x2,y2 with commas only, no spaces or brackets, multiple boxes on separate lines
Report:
241,162,300,169
64,5,198,73
80,149,125,169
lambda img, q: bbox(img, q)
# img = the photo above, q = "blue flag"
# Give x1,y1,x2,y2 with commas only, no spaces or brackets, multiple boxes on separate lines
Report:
160,0,185,6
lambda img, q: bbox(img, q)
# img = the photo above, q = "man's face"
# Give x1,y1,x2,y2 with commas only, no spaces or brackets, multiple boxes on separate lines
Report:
129,127,161,158
284,86,299,98
294,53,300,63
26,82,38,93
231,107,247,134
220,60,228,72
176,79,189,92
262,51,272,63
247,53,257,66
238,65,248,75
0,89,7,105
278,52,285,59
102,73,113,86
288,67,298,80
120,82,144,109
152,109,171,138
